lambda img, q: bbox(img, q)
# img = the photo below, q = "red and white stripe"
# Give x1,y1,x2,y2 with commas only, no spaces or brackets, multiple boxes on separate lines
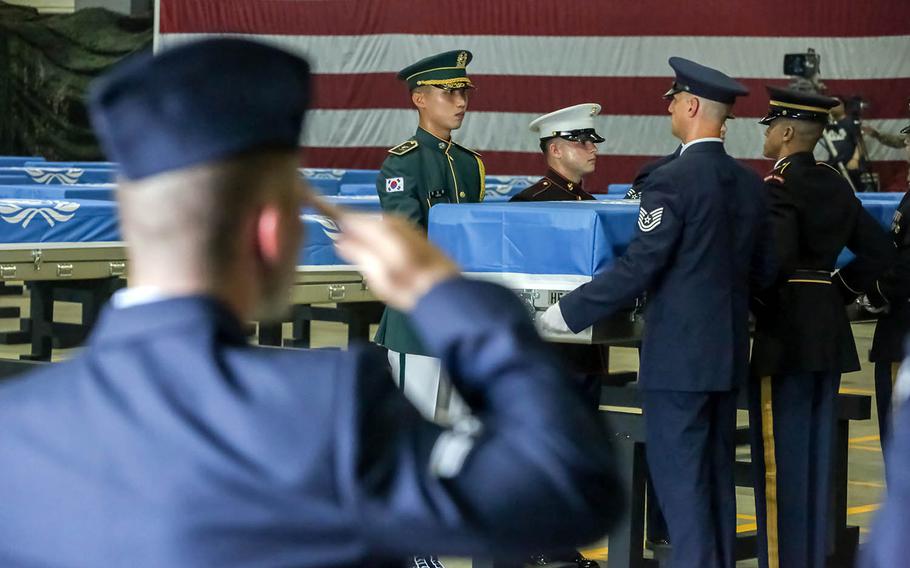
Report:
155,0,910,190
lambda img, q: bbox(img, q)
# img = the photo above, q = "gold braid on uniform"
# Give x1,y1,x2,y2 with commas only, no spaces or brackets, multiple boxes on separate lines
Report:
760,376,781,568
477,157,486,202
416,78,475,88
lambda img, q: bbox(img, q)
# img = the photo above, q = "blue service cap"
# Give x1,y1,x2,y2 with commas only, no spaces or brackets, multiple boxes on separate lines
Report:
89,38,311,181
663,57,749,105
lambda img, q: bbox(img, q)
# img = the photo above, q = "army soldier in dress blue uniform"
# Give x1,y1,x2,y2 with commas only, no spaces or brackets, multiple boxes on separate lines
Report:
540,57,777,568
748,86,894,568
374,50,485,423
840,122,910,454
0,39,625,567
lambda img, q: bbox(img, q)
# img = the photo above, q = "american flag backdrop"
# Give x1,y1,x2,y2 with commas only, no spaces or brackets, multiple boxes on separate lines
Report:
154,0,910,191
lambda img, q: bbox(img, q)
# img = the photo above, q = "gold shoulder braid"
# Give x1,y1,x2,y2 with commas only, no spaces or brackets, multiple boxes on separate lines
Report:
388,140,418,156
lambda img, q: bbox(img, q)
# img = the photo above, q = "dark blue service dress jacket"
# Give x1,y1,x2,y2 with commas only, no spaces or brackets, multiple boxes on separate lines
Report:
0,279,621,567
560,141,777,392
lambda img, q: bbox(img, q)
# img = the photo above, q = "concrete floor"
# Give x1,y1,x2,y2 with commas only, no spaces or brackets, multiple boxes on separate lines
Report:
0,295,887,567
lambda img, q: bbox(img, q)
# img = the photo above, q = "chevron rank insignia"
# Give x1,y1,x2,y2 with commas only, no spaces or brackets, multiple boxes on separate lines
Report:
388,140,418,156
638,207,664,232
764,174,785,184
385,177,404,193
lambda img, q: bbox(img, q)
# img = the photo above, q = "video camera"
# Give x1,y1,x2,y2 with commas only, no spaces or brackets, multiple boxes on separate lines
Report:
845,96,871,120
784,48,826,93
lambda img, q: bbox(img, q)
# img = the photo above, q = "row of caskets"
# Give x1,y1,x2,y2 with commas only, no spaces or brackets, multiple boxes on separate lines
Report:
0,156,901,342
0,156,538,200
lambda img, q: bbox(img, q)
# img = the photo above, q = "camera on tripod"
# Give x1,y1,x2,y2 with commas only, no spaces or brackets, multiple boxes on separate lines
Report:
784,49,879,192
784,48,826,93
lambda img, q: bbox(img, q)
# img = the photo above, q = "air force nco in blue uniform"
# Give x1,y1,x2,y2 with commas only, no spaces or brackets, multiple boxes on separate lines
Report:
0,285,622,567
0,39,623,567
556,58,777,568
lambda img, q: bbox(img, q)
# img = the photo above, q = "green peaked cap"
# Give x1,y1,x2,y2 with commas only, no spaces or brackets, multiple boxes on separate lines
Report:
397,50,474,91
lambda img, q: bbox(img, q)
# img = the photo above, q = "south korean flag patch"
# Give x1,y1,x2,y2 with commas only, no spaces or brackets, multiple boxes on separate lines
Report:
638,206,664,232
385,177,404,193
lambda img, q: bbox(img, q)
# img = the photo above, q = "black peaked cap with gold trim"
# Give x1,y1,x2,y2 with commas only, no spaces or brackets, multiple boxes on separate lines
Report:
397,50,474,91
759,86,838,125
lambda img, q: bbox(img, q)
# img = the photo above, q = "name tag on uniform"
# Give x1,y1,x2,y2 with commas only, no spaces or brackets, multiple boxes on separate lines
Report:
429,189,447,199
385,177,404,192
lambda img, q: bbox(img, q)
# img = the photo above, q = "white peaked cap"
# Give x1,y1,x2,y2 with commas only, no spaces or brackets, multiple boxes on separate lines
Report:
528,103,602,138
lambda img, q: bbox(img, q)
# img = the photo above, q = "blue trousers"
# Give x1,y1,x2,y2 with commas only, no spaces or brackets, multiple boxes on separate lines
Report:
874,361,900,451
748,372,840,568
641,390,737,568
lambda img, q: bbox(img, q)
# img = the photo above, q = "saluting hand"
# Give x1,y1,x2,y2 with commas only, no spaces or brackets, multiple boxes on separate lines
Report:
333,212,460,311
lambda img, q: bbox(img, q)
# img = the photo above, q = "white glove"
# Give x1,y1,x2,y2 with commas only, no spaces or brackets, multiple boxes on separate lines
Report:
860,294,889,314
536,303,571,334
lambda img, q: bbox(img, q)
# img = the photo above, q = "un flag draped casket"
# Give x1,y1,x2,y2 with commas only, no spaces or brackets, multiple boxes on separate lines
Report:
428,200,644,343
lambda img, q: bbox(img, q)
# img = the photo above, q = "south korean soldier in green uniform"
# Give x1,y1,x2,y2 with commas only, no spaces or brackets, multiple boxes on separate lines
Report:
374,50,485,424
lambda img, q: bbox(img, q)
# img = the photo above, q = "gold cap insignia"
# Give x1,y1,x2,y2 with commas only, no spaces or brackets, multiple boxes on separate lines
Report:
456,51,468,68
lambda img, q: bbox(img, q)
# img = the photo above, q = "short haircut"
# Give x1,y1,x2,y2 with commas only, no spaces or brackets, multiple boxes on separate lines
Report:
778,117,825,144
540,136,557,154
696,96,732,123
117,149,297,284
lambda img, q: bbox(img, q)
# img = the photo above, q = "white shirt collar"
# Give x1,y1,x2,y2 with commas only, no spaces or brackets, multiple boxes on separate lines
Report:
678,137,724,156
111,286,174,309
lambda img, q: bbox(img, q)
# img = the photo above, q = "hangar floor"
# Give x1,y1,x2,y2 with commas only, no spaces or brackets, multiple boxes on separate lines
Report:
0,295,886,568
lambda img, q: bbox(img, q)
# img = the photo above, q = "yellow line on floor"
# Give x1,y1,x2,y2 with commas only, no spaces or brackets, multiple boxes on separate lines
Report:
735,504,878,536
840,386,874,395
579,546,608,560
848,503,880,516
850,434,881,444
849,479,886,489
850,444,883,453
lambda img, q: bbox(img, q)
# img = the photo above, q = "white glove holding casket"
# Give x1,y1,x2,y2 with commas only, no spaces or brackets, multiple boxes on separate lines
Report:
860,294,889,314
536,302,571,334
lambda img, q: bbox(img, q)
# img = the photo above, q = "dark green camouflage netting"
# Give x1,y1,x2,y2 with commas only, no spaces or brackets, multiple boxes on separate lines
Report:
0,2,151,159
